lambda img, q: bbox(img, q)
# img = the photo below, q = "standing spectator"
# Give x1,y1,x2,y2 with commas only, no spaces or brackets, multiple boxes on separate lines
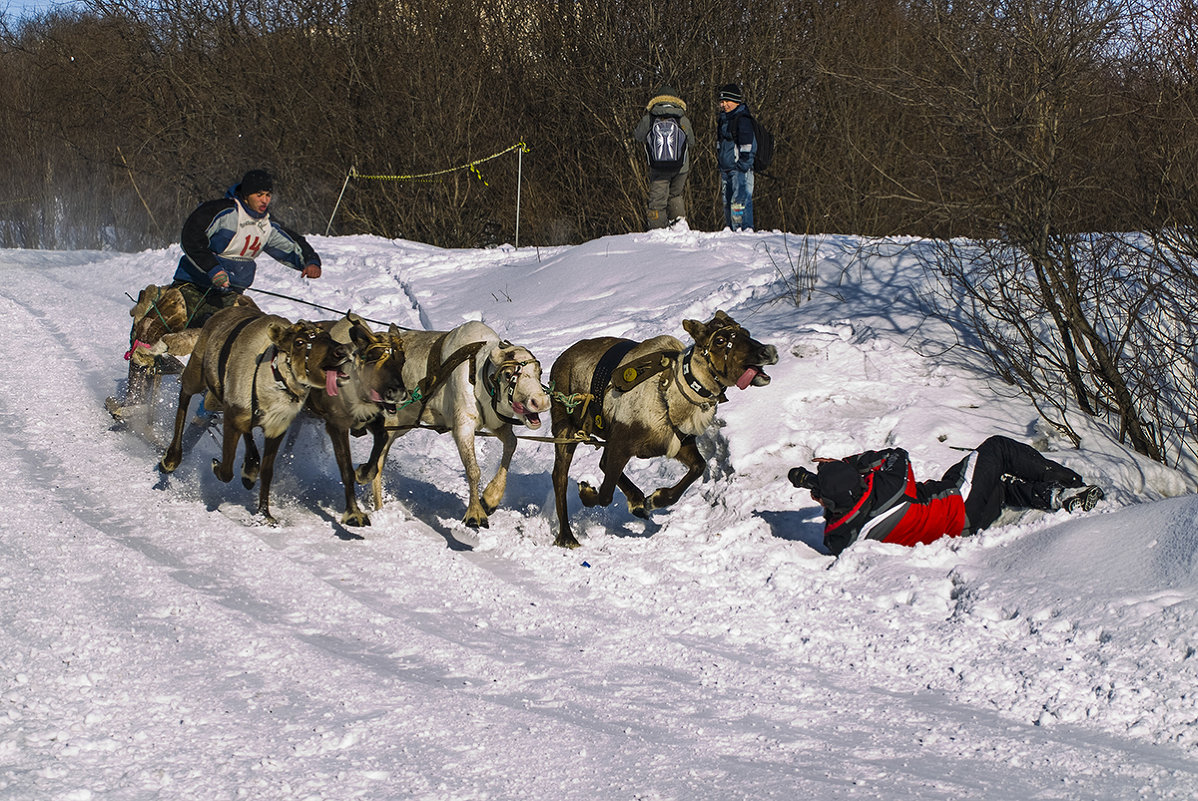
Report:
716,83,756,231
633,86,695,229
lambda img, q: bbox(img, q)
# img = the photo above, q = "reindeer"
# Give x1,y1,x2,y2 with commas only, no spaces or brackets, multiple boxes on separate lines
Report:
305,314,408,527
159,305,351,523
365,321,550,529
549,310,778,547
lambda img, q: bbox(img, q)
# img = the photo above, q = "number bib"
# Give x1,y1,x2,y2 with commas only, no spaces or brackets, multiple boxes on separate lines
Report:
219,201,272,260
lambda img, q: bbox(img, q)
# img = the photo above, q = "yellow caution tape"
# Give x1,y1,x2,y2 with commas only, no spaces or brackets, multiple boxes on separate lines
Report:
350,142,529,184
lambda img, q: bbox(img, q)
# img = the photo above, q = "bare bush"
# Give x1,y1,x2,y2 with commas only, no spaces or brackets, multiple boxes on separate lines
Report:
929,234,1197,463
0,1,1190,260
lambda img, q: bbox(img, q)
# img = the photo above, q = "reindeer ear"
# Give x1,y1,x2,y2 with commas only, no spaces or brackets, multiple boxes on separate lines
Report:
682,318,704,340
713,309,731,322
267,322,291,347
349,322,376,349
490,344,514,365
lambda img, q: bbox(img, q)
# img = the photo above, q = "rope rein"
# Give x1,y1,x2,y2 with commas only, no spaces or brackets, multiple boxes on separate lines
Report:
549,385,592,414
245,287,411,332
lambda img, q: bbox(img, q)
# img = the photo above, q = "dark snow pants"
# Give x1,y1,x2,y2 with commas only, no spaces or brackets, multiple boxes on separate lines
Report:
647,169,688,228
938,435,1085,534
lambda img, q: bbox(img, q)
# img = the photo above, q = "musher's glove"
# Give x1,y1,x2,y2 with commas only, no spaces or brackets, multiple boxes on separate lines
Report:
788,466,818,491
211,270,230,289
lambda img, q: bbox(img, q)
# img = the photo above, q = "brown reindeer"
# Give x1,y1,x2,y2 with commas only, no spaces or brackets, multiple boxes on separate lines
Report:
549,310,778,548
365,320,551,529
159,305,351,523
111,284,257,416
305,315,408,527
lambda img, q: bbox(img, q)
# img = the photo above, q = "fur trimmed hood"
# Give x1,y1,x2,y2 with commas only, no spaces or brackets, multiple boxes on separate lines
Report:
646,94,687,112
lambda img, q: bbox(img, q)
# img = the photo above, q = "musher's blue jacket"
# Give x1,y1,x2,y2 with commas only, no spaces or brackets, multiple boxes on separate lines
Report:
173,187,320,292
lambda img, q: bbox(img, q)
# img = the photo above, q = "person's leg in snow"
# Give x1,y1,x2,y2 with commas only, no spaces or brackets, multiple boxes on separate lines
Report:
725,170,754,231
956,435,1103,533
721,171,736,229
665,170,688,225
646,172,672,229
739,170,754,230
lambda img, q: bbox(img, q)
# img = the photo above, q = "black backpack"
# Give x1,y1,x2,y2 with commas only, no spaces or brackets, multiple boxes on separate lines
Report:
645,115,687,170
749,114,775,173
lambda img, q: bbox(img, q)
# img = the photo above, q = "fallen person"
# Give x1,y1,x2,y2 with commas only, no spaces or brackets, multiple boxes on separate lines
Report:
789,435,1105,555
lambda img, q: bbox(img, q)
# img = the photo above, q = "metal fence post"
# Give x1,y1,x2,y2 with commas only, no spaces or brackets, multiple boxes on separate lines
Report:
515,146,523,249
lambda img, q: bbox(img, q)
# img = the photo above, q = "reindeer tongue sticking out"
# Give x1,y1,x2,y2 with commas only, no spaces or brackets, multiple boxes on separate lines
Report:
736,367,759,390
512,402,543,429
326,369,340,397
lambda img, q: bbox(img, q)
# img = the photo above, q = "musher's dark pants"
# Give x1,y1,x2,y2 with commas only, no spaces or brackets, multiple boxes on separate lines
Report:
171,279,245,329
937,435,1084,534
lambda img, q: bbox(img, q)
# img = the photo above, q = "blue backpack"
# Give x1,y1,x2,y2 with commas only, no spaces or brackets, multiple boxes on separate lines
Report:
749,114,775,173
645,115,687,170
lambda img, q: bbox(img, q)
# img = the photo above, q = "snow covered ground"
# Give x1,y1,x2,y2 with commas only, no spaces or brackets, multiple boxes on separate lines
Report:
0,227,1196,800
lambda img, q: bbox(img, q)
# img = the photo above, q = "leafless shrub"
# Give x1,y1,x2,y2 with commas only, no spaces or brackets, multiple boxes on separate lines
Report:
0,0,1188,256
930,233,1198,465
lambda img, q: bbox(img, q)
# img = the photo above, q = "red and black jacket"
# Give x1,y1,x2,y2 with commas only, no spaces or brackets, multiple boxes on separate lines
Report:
822,448,966,555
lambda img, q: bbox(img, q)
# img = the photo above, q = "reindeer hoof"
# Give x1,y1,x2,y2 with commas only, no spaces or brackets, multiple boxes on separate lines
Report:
342,511,372,527
554,534,581,548
354,465,378,484
211,458,233,483
464,514,490,529
579,481,601,507
630,503,651,520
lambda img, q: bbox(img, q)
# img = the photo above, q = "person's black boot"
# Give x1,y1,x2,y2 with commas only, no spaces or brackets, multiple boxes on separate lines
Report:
1060,485,1105,513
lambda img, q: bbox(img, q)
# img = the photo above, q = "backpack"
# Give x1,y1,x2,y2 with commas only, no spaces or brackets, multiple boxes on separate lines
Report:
645,115,687,170
749,114,775,173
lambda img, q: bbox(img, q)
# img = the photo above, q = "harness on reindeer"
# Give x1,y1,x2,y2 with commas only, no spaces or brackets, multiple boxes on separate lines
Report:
204,315,325,422
556,334,732,443
557,340,680,439
386,337,537,433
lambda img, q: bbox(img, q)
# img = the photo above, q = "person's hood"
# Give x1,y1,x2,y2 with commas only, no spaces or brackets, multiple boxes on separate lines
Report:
646,94,687,113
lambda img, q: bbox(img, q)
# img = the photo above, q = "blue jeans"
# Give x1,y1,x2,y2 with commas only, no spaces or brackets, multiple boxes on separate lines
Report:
721,169,754,230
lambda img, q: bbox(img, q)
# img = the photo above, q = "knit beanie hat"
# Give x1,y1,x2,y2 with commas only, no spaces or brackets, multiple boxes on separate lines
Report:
718,83,744,103
238,169,274,197
816,460,865,514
